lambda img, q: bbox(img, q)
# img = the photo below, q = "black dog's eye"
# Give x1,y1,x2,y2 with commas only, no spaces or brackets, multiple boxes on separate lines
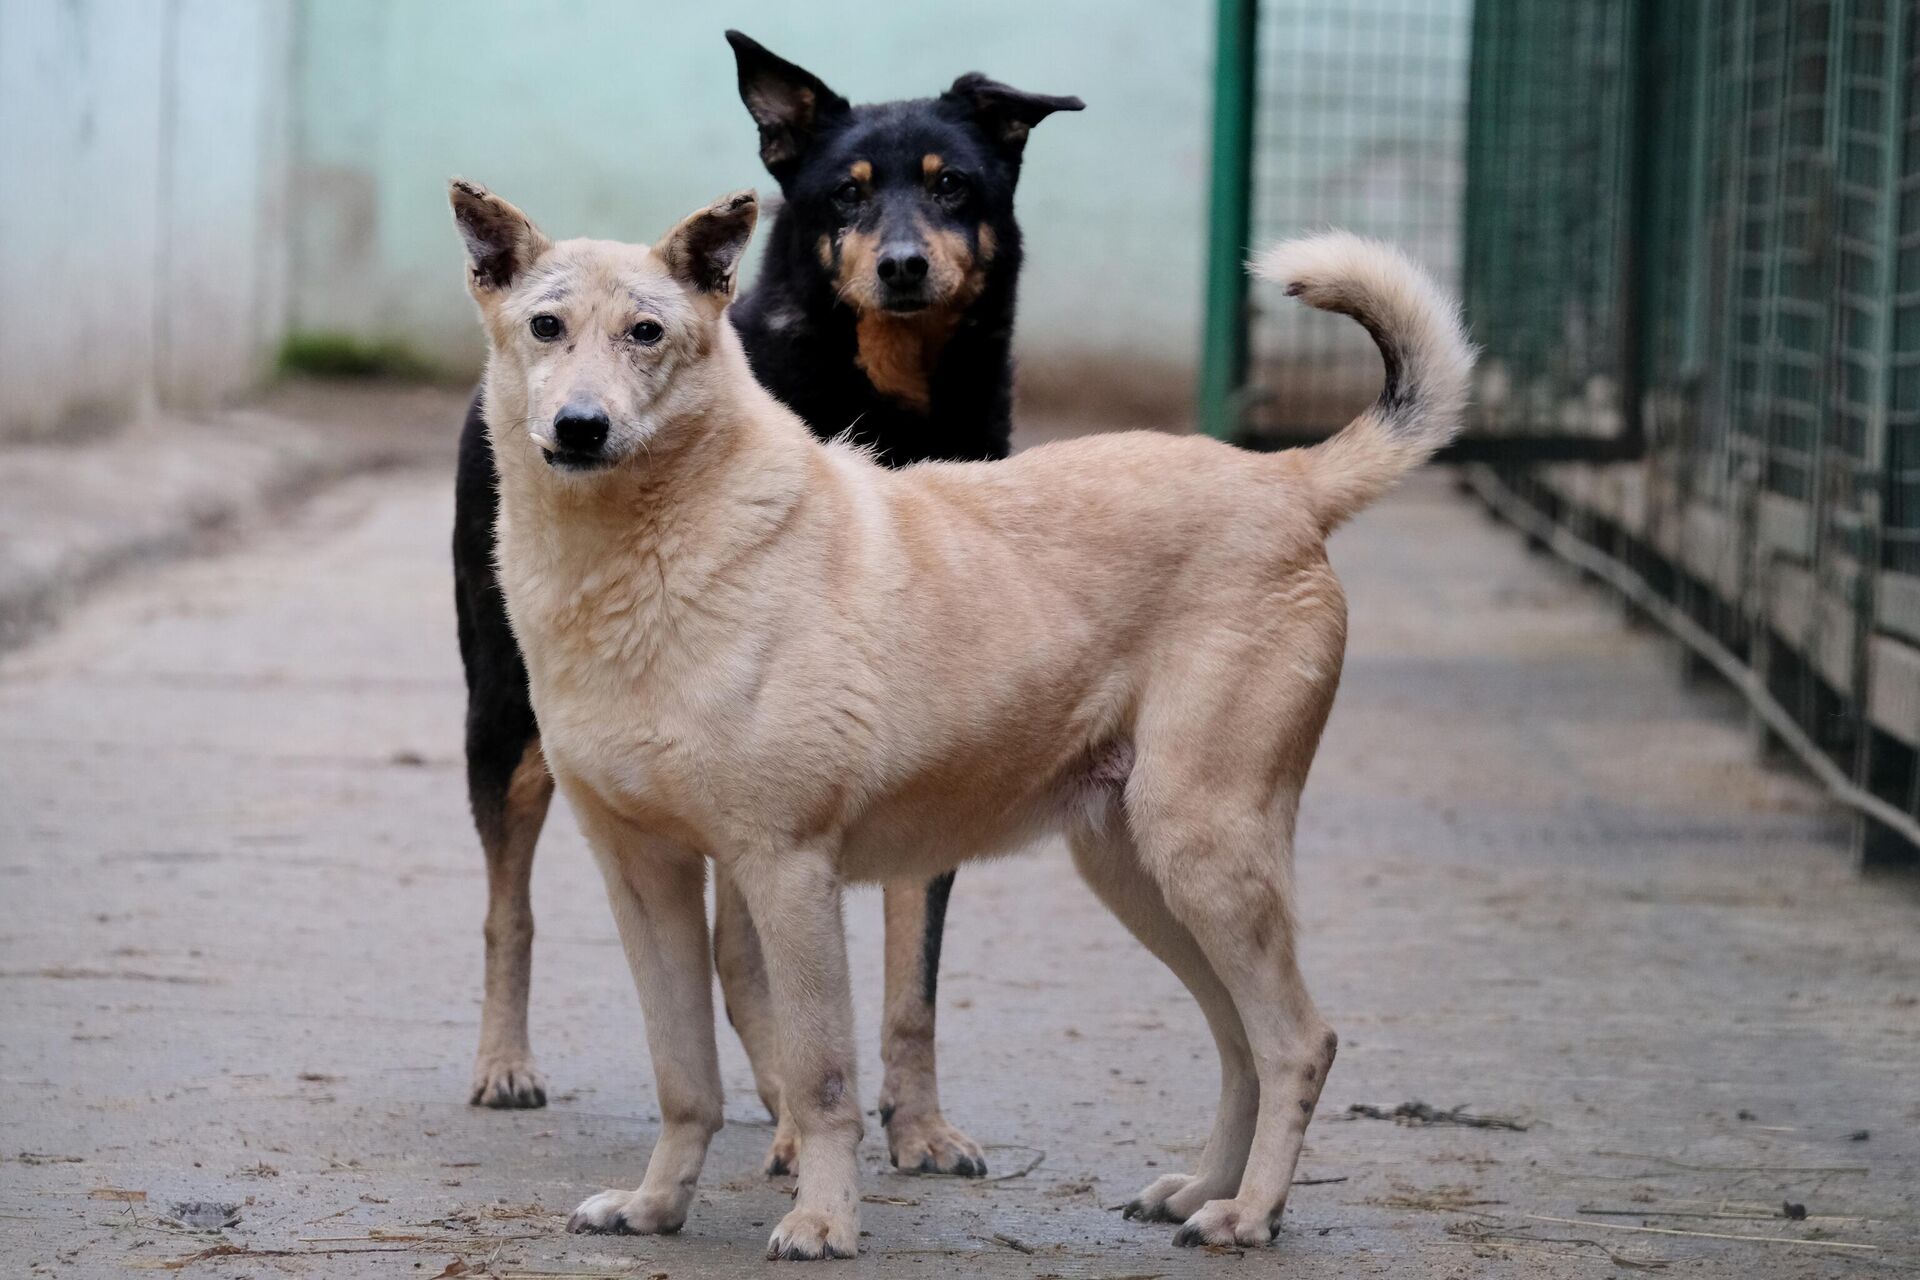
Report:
629,320,664,345
833,179,864,206
933,170,968,199
529,314,563,341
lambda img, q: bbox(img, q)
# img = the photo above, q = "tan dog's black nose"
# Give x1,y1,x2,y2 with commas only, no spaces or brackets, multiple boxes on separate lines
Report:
552,406,610,457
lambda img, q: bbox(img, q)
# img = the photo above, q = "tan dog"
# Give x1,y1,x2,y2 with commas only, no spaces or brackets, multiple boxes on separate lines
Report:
450,178,1471,1259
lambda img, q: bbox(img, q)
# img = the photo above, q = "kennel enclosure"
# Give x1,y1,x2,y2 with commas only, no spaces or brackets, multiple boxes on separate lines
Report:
1204,0,1920,860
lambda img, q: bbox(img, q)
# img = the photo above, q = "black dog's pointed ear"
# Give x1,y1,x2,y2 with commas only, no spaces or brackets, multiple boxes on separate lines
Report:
943,74,1084,155
449,179,550,292
725,30,850,183
655,190,760,300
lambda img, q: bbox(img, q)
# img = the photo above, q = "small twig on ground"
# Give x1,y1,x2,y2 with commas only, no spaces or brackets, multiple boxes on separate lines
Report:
980,1145,1045,1181
131,1243,421,1270
1292,1175,1350,1186
1347,1101,1529,1131
1576,1205,1868,1224
988,1232,1036,1254
1519,1213,1879,1253
1591,1151,1868,1175
1448,1221,1668,1270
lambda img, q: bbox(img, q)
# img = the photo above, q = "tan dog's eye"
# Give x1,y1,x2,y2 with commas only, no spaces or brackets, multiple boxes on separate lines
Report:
530,314,563,341
630,320,664,345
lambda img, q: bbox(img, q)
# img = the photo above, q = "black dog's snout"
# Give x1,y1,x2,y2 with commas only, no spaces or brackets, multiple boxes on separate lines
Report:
876,245,929,285
552,407,610,456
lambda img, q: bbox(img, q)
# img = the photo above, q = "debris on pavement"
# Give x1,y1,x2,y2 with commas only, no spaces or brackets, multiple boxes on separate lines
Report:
1344,1100,1530,1131
164,1200,240,1230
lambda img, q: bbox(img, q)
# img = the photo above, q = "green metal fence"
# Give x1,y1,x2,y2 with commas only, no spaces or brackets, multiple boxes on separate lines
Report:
1461,0,1920,863
1201,0,1473,442
1201,0,1920,858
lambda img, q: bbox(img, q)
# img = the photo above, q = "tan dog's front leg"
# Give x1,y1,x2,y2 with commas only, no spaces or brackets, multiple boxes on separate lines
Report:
564,797,723,1238
878,874,985,1176
713,865,799,1175
731,850,863,1260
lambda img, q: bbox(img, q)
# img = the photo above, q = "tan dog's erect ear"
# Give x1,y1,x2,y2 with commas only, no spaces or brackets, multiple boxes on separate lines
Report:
654,190,760,300
449,179,551,292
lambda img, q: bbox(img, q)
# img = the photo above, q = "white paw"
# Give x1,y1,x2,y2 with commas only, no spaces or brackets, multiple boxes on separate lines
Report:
1172,1198,1279,1248
766,1204,859,1260
469,1052,547,1109
566,1187,687,1236
883,1110,986,1177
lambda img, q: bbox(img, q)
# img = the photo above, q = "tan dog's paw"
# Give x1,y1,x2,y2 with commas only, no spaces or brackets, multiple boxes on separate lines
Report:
1122,1172,1198,1222
883,1110,986,1177
761,1121,799,1177
470,1053,547,1109
566,1188,687,1235
1171,1198,1280,1248
766,1204,858,1260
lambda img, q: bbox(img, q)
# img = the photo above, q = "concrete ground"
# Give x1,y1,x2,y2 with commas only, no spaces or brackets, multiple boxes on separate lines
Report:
2,415,1918,1277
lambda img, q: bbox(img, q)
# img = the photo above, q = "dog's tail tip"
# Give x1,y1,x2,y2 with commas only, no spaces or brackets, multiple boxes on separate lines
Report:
1251,230,1476,532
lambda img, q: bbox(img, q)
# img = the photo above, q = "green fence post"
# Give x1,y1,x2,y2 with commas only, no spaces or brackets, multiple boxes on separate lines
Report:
1199,0,1258,440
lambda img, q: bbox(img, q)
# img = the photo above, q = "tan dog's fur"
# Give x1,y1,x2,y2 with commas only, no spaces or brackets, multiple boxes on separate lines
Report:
450,179,1472,1259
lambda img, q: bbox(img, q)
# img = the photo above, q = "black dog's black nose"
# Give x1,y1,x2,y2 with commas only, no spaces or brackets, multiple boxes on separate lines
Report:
876,246,929,285
552,407,609,456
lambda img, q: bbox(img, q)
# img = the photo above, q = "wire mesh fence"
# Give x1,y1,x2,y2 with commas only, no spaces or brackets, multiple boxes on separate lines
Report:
1463,0,1920,862
1235,0,1473,440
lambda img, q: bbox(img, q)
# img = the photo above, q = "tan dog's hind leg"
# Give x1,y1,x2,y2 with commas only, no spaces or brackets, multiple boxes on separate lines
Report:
1140,799,1335,1249
1070,823,1259,1224
713,865,799,1175
565,795,724,1238
878,875,986,1176
471,740,553,1108
730,850,864,1260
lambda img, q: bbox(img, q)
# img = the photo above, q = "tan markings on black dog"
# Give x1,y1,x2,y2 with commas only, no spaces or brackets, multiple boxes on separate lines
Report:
921,153,944,178
923,221,987,305
849,159,872,184
471,737,555,1108
833,226,883,308
838,218,992,409
855,311,960,411
816,234,834,271
976,223,997,265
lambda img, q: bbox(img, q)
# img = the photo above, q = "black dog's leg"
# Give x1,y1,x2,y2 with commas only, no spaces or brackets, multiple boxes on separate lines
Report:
877,871,986,1174
455,394,553,1109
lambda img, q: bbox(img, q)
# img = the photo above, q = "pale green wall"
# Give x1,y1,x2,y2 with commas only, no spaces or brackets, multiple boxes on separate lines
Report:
0,0,291,441
289,0,1214,421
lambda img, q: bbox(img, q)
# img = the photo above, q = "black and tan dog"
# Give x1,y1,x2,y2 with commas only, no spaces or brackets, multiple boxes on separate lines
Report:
450,31,1080,1177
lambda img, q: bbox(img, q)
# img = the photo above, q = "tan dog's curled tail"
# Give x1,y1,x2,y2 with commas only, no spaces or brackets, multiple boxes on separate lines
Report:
1253,232,1475,533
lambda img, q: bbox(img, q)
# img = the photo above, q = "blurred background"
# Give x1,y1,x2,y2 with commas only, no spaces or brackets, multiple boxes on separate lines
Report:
4,2,1919,1275
9,0,1917,861
1,0,1221,433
